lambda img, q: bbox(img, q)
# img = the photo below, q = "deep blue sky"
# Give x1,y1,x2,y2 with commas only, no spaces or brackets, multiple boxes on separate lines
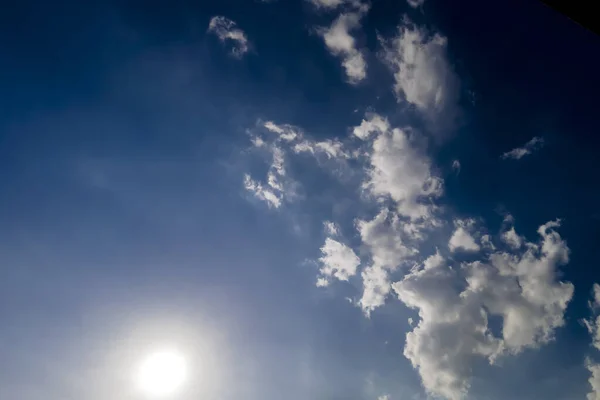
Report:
1,1,599,400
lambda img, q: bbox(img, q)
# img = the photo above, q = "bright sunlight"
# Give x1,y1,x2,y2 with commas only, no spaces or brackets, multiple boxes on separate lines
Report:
136,350,187,397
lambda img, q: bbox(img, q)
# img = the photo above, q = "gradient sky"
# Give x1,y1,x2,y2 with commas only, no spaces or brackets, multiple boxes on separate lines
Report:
1,1,600,400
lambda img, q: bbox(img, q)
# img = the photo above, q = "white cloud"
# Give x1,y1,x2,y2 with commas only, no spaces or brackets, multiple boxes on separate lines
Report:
318,7,369,84
264,121,301,141
293,138,350,159
587,359,600,400
243,128,296,208
360,264,392,315
307,0,363,10
324,221,340,236
377,395,390,400
358,209,418,269
244,174,282,208
393,220,573,399
501,227,522,249
406,0,425,7
207,16,250,58
241,113,575,400
589,285,600,349
452,159,461,175
448,219,480,252
361,115,443,220
501,136,544,160
585,284,600,399
353,113,390,140
381,21,460,135
318,238,361,283
480,234,496,250
357,209,419,314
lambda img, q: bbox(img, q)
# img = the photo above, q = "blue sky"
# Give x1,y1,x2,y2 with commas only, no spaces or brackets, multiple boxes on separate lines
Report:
1,1,600,399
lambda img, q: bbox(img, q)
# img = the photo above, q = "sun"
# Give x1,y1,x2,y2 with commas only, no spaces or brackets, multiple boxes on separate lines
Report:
136,350,187,397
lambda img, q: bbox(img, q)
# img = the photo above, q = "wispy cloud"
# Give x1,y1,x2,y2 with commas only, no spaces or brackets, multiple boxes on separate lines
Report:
308,0,362,9
207,16,250,58
406,0,425,7
501,136,544,160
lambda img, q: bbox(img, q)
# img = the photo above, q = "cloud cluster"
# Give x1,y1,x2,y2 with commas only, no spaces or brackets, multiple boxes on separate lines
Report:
394,221,573,399
501,136,544,160
240,14,573,400
207,16,250,58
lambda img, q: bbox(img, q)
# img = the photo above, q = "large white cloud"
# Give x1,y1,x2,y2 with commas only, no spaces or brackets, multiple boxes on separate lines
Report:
207,16,250,58
381,21,460,135
393,221,573,399
318,5,369,84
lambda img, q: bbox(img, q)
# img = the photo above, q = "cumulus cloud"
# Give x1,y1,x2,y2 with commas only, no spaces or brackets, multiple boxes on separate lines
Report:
324,221,341,236
353,113,390,140
501,136,544,160
588,360,600,400
393,220,573,399
381,20,460,136
448,219,480,252
207,16,250,58
318,6,369,84
317,238,361,285
361,115,443,220
501,227,523,249
357,209,419,314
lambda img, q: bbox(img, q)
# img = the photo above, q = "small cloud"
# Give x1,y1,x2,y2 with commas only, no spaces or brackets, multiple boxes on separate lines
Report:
207,16,250,58
317,5,369,84
452,159,461,175
448,219,480,252
501,136,544,160
318,238,361,282
308,0,362,9
316,277,330,287
324,221,341,236
353,113,390,140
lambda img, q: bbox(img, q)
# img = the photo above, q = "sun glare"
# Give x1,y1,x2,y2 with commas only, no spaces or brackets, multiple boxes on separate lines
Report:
136,350,187,397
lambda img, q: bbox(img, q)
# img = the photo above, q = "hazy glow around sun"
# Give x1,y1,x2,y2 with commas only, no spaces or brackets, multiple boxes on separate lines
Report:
136,350,187,397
